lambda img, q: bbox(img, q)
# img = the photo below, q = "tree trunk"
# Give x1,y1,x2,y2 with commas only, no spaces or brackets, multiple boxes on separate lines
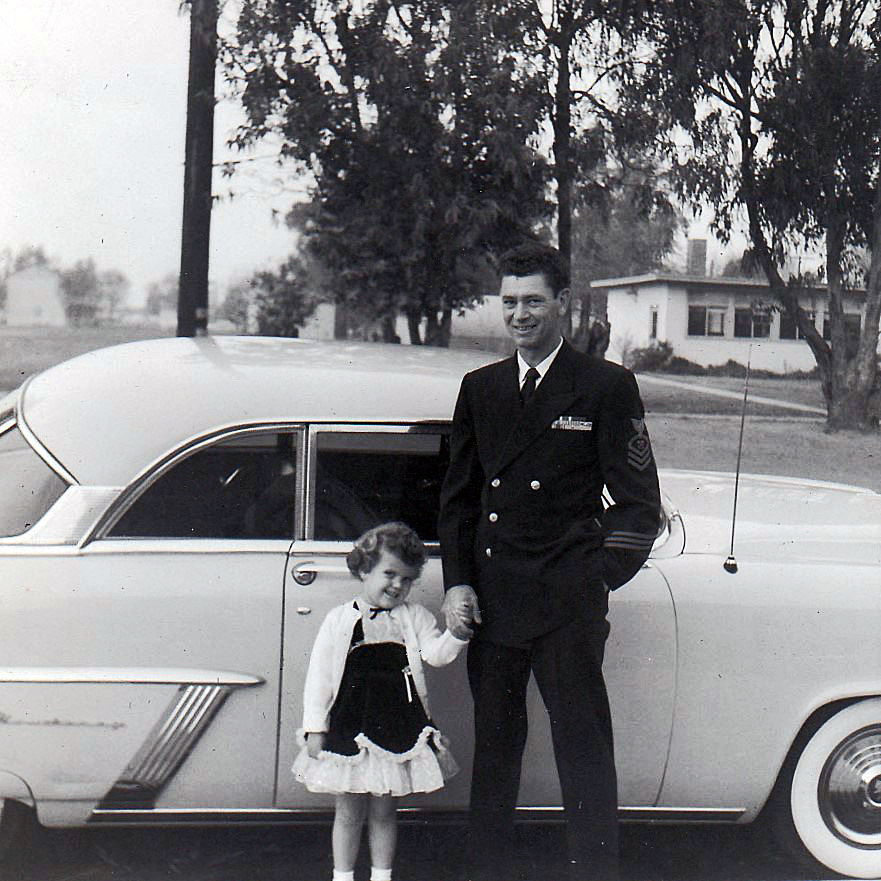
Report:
552,24,578,334
423,306,452,347
381,315,400,343
406,309,423,345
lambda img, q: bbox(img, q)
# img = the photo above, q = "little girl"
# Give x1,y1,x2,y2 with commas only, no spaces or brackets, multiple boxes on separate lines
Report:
292,522,469,881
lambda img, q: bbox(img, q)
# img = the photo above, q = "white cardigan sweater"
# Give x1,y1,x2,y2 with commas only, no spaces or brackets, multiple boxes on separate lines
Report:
301,600,468,733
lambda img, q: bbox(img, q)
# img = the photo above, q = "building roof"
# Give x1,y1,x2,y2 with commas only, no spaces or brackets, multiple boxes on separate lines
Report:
589,272,838,295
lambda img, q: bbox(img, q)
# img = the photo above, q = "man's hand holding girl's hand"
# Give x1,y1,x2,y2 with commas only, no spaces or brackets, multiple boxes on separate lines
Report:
306,732,326,758
442,585,482,640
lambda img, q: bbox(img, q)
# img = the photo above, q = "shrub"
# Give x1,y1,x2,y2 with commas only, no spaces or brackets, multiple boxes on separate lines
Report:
625,342,819,379
624,341,674,371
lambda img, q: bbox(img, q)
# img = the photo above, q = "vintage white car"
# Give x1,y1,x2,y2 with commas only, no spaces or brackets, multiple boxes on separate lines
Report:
0,336,879,879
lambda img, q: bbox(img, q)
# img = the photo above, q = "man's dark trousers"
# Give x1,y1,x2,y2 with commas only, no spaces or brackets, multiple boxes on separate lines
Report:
466,617,618,881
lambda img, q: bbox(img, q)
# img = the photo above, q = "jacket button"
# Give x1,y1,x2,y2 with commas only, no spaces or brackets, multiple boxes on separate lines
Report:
530,480,541,490
491,478,500,488
488,512,498,522
485,547,492,557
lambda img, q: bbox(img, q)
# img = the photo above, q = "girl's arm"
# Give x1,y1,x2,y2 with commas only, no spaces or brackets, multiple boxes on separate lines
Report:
301,612,338,733
410,603,469,667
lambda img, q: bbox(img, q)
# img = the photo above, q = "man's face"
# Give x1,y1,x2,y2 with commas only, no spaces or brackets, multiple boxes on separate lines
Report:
500,272,569,360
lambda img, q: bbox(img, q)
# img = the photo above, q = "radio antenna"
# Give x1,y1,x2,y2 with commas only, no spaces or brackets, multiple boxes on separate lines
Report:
724,347,752,574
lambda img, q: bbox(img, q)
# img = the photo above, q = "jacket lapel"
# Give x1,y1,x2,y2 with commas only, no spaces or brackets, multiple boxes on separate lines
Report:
490,342,580,476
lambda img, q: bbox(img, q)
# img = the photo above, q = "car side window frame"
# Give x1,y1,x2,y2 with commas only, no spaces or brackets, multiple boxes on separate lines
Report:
86,423,308,545
305,422,451,552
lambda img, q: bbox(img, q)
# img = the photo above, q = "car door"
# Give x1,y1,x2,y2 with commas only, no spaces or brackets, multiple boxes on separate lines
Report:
44,425,306,822
274,424,467,808
275,423,675,812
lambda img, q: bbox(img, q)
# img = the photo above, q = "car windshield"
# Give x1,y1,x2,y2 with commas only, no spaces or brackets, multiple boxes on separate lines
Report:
0,421,68,537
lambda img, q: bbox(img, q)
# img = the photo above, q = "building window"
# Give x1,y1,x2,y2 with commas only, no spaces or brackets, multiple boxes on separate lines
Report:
649,308,658,340
734,308,752,338
779,310,814,340
687,305,705,336
823,312,862,343
688,305,726,337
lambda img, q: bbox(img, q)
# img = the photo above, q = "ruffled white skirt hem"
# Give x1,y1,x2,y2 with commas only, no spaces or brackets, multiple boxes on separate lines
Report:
292,726,458,796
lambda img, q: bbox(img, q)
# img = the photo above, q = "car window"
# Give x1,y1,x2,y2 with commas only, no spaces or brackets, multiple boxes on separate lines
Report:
0,422,68,537
110,430,300,539
312,428,450,543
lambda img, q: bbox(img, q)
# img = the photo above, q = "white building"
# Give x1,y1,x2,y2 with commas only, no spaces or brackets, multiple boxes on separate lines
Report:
3,266,67,327
595,273,871,373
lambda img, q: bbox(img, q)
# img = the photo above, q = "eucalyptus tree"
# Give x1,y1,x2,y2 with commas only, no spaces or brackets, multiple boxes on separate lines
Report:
223,0,550,345
645,0,881,430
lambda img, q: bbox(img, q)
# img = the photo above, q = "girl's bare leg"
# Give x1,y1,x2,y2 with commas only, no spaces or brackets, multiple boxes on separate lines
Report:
367,794,397,871
333,793,368,872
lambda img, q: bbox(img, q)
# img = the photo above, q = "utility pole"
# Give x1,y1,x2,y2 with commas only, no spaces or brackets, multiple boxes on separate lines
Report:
177,0,218,337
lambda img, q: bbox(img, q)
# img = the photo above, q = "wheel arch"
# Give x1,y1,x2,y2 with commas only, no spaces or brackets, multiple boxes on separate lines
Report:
761,696,863,816
757,693,881,877
0,771,35,809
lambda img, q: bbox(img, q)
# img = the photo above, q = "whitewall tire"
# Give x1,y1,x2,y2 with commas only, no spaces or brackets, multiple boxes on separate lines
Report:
788,699,881,879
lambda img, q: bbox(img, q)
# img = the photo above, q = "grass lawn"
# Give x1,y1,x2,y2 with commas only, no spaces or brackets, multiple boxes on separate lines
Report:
649,414,881,492
0,325,174,390
2,326,878,493
637,372,825,416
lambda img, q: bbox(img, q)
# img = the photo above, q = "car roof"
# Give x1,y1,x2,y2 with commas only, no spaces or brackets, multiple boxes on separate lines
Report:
21,336,501,486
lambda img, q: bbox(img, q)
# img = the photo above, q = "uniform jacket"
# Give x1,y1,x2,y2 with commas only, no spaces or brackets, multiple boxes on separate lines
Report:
438,340,661,644
301,600,468,733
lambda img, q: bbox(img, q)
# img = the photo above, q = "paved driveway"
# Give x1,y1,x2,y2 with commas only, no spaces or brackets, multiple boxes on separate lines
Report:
3,821,834,881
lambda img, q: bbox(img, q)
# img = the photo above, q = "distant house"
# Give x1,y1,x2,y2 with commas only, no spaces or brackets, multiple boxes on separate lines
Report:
3,266,67,327
594,272,873,373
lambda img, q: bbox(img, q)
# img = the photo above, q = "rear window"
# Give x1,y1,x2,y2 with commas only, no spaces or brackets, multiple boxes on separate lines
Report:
0,422,68,536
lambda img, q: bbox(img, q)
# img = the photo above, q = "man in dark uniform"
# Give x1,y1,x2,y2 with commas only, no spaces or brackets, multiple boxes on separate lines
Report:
438,242,661,881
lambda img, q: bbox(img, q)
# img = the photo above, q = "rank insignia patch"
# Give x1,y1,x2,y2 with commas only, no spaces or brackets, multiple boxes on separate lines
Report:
627,417,653,471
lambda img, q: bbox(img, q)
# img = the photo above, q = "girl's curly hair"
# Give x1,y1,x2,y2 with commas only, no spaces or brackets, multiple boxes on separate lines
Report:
346,522,426,579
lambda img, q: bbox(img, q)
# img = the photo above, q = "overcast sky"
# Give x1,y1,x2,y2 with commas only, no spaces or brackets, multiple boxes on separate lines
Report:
0,0,300,306
1,1,738,311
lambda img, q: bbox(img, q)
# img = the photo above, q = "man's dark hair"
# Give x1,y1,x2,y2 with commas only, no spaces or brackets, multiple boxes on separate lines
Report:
499,242,569,296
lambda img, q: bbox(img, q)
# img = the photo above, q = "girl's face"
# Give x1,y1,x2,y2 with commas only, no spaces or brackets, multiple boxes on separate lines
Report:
360,548,420,610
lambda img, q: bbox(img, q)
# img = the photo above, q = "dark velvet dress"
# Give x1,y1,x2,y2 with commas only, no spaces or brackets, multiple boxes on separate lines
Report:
293,604,458,796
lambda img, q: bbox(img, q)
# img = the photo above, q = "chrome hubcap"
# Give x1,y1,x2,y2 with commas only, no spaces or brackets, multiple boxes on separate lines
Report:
819,724,881,847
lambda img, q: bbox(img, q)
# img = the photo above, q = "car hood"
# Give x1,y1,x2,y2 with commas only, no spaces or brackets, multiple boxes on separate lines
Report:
660,469,881,567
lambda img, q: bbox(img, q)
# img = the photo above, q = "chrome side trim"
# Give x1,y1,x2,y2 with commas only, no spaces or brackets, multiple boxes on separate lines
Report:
16,378,79,485
82,423,307,547
617,806,746,823
98,683,239,809
88,805,747,826
0,667,264,686
80,538,294,555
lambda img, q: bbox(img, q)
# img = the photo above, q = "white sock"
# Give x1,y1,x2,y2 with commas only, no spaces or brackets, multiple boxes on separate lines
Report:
332,870,355,881
370,868,392,881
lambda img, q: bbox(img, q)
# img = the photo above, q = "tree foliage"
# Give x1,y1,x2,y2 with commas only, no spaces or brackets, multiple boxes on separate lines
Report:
251,254,321,337
146,273,179,316
60,259,103,326
643,0,881,429
222,0,551,345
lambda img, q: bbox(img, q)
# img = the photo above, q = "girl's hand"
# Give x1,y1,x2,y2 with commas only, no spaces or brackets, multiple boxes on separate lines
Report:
306,732,326,759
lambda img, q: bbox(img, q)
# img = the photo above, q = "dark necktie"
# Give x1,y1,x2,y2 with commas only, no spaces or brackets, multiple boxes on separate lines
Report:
368,607,391,619
520,367,540,406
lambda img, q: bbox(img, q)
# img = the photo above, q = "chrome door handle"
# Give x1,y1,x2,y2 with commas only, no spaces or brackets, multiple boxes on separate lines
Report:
290,560,351,585
291,565,317,586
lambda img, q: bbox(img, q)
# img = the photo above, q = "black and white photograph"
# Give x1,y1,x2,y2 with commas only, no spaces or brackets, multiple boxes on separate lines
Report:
1,2,880,880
